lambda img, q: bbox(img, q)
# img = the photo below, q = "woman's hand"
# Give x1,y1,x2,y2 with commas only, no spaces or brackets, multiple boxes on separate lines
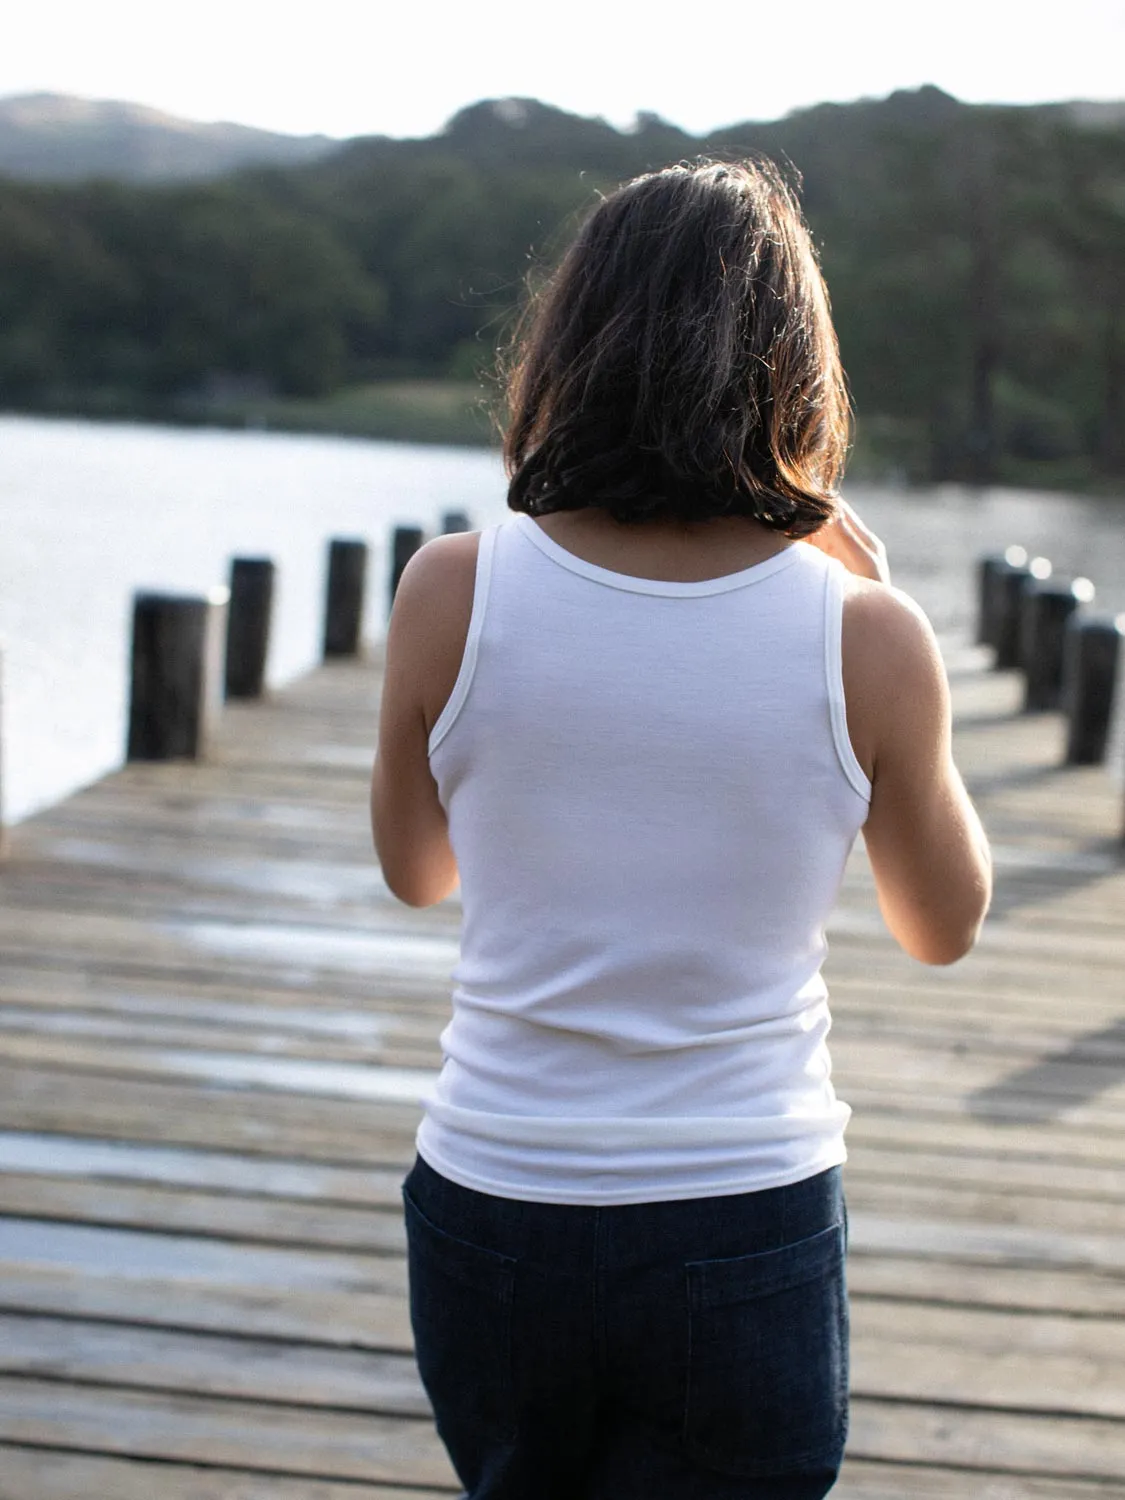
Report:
803,498,891,584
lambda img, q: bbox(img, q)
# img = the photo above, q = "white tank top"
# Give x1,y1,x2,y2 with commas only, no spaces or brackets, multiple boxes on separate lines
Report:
416,513,871,1204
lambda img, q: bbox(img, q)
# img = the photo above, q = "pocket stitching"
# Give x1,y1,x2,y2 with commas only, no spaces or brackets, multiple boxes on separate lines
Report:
403,1186,518,1445
403,1183,518,1263
402,1184,518,1285
681,1220,847,1476
688,1220,844,1309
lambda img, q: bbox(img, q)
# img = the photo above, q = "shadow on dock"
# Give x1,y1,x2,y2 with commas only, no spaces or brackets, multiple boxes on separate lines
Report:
969,1017,1125,1125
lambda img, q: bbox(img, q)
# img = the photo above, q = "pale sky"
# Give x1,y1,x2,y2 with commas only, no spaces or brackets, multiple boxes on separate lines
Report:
4,0,1125,139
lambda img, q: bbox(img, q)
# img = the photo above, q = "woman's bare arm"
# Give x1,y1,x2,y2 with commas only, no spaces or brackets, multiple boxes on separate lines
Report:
844,581,992,964
370,533,478,907
808,502,992,965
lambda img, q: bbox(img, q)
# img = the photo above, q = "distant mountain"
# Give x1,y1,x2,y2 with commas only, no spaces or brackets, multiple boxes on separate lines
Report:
1057,99,1125,129
2,88,1122,187
0,93,339,182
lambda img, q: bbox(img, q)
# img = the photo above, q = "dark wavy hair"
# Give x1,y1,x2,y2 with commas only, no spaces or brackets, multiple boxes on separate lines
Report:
503,159,850,537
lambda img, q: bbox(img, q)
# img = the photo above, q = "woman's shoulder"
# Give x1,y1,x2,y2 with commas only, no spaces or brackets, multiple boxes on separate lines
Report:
842,575,941,669
839,577,946,782
399,528,482,594
388,530,482,736
394,529,483,633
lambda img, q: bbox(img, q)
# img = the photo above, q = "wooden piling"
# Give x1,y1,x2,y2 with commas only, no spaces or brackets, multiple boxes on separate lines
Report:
1022,577,1093,712
1063,615,1123,765
224,557,275,700
389,526,425,611
126,589,229,761
322,539,368,659
993,556,1045,669
977,546,1027,649
441,510,471,534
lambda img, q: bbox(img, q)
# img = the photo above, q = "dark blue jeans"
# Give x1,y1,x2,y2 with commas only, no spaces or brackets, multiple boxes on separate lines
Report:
403,1155,848,1498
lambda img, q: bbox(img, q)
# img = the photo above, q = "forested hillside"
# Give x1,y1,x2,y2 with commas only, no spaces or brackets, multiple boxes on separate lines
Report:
1,87,1122,488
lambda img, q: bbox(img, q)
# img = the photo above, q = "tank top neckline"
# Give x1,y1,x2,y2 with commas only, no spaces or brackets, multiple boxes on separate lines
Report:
512,513,801,598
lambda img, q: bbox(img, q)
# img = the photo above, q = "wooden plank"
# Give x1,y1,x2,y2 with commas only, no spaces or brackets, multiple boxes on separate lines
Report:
0,909,461,974
0,1036,440,1104
0,1218,407,1300
848,1254,1125,1318
0,1313,427,1415
0,1175,407,1254
0,1008,440,1071
0,986,443,1043
0,959,453,1020
834,1458,1125,1499
840,1082,1125,1133
844,1177,1125,1238
0,854,392,912
847,1397,1125,1478
0,1379,455,1487
845,1142,1125,1202
0,1132,401,1206
0,1065,421,1163
851,1301,1125,1417
0,1215,411,1357
0,922,460,1003
832,986,1125,1040
0,1447,456,1500
849,1210,1125,1274
0,1267,410,1350
844,1110,1125,1169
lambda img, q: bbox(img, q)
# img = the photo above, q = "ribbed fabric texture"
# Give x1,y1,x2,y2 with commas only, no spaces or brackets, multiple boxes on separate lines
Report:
417,514,871,1204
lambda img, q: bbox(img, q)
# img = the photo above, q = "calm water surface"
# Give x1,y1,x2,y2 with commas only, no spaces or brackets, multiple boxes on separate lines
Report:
1,414,1123,823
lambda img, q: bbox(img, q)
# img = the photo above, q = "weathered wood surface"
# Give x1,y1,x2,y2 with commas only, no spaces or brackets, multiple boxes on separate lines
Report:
0,642,1123,1498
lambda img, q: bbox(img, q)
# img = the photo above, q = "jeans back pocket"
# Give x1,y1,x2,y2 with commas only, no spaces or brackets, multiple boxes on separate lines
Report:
684,1220,848,1477
403,1185,518,1448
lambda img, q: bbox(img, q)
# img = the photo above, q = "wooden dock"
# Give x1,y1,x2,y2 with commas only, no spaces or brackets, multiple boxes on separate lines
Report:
0,640,1122,1498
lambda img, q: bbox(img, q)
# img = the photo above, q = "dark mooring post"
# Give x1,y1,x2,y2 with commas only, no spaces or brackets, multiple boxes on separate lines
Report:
977,546,1027,649
389,525,425,612
994,556,1046,670
441,509,471,534
323,538,368,659
1063,615,1123,765
0,645,6,856
127,588,229,761
1022,576,1094,713
225,556,276,699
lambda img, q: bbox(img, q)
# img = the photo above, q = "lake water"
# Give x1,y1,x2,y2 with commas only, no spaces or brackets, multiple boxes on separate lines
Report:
1,413,1123,824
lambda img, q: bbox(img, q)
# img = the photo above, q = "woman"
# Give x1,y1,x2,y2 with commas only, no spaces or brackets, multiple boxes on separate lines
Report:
371,160,991,1499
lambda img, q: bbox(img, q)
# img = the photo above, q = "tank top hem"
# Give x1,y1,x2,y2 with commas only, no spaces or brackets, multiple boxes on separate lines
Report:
414,1130,848,1206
